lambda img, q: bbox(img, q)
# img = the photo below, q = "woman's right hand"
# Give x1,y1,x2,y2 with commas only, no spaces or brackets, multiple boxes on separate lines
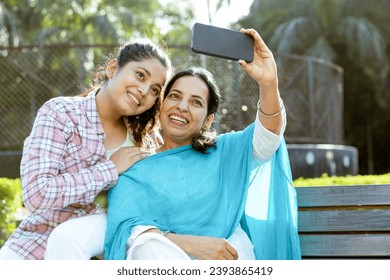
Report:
110,146,151,174
169,234,238,260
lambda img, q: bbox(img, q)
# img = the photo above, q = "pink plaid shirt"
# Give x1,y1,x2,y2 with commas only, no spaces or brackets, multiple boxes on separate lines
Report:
4,90,118,259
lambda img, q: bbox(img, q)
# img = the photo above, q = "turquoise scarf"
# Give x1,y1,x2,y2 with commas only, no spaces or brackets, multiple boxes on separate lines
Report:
104,123,301,260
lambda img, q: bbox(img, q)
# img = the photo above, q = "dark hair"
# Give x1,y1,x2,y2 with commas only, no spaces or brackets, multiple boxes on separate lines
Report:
82,39,172,146
163,67,221,153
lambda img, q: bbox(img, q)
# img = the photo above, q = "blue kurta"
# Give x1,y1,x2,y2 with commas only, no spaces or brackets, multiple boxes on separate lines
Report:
104,123,301,260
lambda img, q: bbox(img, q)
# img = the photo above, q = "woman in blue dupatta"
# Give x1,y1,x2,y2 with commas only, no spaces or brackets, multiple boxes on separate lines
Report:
104,28,301,260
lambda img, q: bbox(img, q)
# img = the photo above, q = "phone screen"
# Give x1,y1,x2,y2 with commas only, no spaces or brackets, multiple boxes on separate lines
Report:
191,23,254,62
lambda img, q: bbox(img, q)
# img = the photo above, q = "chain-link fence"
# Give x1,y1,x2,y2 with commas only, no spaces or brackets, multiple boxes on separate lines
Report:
0,44,343,151
0,44,113,150
0,44,347,179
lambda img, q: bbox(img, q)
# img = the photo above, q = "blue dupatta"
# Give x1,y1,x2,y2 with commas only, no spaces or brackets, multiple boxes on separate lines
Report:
104,123,301,260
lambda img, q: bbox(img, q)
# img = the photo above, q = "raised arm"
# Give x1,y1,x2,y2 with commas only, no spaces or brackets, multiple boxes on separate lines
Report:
238,28,283,135
238,28,285,161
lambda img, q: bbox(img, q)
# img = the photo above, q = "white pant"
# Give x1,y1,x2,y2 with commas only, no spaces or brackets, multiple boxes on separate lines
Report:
44,213,107,260
0,245,23,260
127,224,255,260
127,233,191,260
44,211,255,260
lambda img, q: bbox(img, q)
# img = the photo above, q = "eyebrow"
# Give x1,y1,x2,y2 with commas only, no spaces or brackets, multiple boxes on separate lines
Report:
170,89,206,103
191,94,206,103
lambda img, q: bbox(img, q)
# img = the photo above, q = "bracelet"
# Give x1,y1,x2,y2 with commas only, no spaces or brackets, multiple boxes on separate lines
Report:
162,230,175,237
257,99,284,118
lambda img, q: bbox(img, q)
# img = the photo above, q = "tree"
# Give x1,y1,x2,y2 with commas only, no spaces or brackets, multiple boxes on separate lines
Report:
239,0,390,174
0,2,18,46
240,0,388,100
0,0,176,46
0,0,196,151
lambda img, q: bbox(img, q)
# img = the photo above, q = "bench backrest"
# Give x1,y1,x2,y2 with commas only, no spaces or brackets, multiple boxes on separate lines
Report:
296,184,390,258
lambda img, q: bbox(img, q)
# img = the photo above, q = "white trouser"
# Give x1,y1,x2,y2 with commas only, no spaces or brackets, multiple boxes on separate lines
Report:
44,213,107,260
127,233,191,260
0,245,23,260
127,224,255,260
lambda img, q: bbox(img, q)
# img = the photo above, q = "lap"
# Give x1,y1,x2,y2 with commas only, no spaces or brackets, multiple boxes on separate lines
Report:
45,213,107,260
126,224,255,260
0,246,23,260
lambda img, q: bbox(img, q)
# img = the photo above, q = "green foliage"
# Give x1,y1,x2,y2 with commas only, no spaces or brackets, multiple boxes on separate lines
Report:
0,0,192,46
294,173,390,187
239,0,390,175
0,178,22,246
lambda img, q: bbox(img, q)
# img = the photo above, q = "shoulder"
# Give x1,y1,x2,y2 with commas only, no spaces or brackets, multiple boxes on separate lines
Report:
34,96,88,132
36,96,86,120
41,96,84,114
217,123,255,144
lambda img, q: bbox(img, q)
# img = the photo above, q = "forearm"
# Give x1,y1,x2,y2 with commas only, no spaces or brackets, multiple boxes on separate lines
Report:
253,105,286,161
142,229,237,260
257,81,283,135
22,160,118,212
142,228,193,254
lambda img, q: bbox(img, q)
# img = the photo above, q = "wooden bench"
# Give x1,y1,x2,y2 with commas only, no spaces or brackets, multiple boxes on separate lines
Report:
4,185,390,260
296,184,390,259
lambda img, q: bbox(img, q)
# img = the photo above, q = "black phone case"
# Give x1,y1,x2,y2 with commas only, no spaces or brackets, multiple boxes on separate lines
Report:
191,23,254,62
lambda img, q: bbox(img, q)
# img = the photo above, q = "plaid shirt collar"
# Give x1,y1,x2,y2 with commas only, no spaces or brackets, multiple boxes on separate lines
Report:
83,88,105,138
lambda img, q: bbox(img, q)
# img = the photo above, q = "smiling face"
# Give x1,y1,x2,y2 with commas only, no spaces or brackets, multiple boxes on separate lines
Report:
104,58,168,118
160,75,214,147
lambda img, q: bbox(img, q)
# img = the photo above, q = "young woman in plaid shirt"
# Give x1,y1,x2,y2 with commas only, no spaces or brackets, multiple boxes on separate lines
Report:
0,39,172,260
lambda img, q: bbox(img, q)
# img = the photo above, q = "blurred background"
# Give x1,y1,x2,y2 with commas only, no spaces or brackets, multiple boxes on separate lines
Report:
0,0,389,180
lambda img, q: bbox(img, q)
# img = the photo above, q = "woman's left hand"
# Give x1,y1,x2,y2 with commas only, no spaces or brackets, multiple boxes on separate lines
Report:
238,28,278,87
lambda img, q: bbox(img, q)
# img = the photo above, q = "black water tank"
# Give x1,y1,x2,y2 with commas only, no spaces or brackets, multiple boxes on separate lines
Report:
0,145,359,180
287,144,358,179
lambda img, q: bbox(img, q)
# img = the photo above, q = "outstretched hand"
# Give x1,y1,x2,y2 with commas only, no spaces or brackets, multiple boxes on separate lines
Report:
238,28,278,87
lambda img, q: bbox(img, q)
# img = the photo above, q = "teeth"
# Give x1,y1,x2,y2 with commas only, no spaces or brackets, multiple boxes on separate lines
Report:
170,115,187,124
127,92,140,105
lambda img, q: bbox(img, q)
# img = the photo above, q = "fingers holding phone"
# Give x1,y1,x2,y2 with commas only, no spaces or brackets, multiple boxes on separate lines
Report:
191,23,277,87
191,23,254,62
238,28,278,87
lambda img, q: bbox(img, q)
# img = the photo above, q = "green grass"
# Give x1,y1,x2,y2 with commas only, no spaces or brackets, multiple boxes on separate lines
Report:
293,172,390,186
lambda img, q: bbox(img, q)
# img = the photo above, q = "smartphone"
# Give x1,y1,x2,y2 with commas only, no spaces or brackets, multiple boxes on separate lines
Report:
191,23,254,62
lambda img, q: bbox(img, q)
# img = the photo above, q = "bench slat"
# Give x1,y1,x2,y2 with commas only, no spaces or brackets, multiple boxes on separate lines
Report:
298,209,390,232
300,234,390,257
296,185,390,207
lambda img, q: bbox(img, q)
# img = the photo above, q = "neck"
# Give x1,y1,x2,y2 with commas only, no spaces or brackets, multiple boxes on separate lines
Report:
96,87,122,124
157,139,190,153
